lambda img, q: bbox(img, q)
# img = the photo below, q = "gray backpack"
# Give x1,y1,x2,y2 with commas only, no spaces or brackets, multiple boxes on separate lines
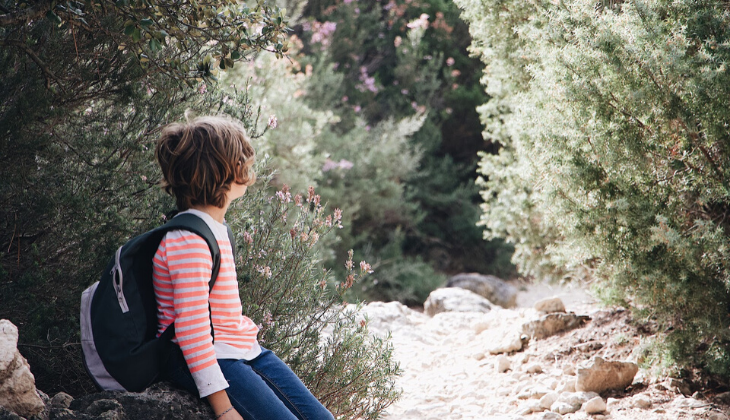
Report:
80,213,234,392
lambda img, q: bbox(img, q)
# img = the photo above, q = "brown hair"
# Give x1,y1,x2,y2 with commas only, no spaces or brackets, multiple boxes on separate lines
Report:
155,115,256,210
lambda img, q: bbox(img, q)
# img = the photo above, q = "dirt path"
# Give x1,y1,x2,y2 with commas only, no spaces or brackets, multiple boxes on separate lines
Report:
359,283,730,420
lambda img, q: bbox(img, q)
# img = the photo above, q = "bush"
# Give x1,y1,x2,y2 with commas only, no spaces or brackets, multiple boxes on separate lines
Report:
457,0,730,375
228,174,401,419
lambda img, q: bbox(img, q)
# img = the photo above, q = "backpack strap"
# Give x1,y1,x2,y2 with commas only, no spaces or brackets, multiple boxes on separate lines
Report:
155,213,222,343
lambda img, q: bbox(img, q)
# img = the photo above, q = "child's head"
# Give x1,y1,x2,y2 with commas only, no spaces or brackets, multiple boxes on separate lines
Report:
156,115,255,211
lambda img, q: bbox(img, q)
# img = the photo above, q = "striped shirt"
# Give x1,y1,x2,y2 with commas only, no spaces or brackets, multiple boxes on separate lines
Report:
152,209,260,397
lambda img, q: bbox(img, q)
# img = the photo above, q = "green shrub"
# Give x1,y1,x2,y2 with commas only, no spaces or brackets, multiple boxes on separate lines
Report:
457,0,730,375
229,174,401,419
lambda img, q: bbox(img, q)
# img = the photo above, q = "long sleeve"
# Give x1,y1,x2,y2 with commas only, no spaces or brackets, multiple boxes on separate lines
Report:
152,230,229,397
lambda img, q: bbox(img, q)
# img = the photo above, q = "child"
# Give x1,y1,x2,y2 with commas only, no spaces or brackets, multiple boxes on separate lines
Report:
153,116,334,420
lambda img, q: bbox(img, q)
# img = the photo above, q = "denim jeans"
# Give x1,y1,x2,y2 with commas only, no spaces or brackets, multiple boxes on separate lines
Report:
163,347,334,420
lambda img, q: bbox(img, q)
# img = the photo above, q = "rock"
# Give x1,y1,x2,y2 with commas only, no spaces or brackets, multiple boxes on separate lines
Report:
560,378,576,393
539,392,559,409
496,355,511,373
714,391,730,405
526,363,543,374
606,398,620,409
534,297,566,313
631,394,652,409
536,412,563,420
0,320,45,418
51,382,215,420
522,313,590,340
668,378,692,396
575,357,639,393
486,331,526,355
446,273,518,308
551,402,577,415
562,365,576,376
709,412,730,420
50,392,73,409
424,288,492,317
582,396,606,414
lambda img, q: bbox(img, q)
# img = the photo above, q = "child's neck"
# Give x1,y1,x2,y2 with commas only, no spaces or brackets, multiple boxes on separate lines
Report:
190,202,229,224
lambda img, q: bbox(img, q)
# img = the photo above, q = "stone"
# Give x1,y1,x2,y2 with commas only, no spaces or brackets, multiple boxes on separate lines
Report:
0,320,45,418
582,396,606,414
522,313,590,340
424,288,492,317
709,412,730,420
536,412,563,420
50,392,73,409
551,402,577,415
575,357,639,393
534,297,566,313
539,392,560,409
446,273,518,308
64,382,214,420
714,391,730,405
632,394,652,409
486,331,526,355
526,363,543,374
496,355,511,373
668,378,692,396
560,378,576,393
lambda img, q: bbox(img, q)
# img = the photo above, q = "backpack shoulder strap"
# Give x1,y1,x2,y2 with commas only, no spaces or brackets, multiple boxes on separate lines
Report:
225,223,237,263
155,213,222,341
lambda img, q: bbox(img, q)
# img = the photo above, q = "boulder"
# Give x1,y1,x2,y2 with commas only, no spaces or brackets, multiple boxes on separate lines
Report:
50,382,214,420
424,288,492,316
551,392,598,415
582,396,606,414
0,320,45,418
534,297,566,313
522,313,590,340
446,273,518,308
576,357,639,393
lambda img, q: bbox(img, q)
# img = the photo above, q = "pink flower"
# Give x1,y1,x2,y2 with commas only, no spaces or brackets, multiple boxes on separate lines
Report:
243,231,254,245
307,186,315,202
325,215,333,227
268,115,278,128
294,194,303,207
446,57,455,66
360,261,373,273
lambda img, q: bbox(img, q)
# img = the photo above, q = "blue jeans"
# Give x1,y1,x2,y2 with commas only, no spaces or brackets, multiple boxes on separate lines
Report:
163,347,334,420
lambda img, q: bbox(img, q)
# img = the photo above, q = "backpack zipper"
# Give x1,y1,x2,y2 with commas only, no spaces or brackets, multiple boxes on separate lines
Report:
111,246,130,313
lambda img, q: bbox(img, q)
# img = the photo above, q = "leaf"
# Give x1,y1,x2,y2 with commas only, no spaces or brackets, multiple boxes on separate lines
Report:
124,24,135,36
131,28,141,42
46,11,62,24
149,38,162,53
231,50,241,60
139,18,153,28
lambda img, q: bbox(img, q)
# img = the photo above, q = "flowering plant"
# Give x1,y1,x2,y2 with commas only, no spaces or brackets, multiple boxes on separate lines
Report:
227,170,400,419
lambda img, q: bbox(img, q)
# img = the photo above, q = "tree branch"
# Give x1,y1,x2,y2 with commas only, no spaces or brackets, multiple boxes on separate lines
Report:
0,3,48,27
1,39,65,90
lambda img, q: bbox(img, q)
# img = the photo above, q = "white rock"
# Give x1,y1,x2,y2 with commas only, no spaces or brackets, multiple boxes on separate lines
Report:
551,402,578,415
534,297,566,313
486,330,526,355
496,355,511,373
709,412,730,420
582,396,606,414
424,288,492,316
606,398,620,409
563,365,576,376
526,363,543,374
632,394,652,409
536,412,563,420
540,392,560,409
0,320,45,418
560,378,576,393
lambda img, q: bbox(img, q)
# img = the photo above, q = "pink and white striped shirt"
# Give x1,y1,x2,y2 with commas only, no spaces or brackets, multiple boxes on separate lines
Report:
152,209,260,397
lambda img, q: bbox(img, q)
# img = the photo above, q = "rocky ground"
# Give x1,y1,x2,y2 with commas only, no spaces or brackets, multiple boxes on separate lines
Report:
357,281,730,420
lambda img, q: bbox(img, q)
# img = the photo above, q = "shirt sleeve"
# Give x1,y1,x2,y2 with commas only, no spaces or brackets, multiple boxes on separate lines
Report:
163,230,228,398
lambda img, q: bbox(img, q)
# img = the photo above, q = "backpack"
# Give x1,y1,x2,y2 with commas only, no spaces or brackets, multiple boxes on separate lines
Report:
80,212,236,392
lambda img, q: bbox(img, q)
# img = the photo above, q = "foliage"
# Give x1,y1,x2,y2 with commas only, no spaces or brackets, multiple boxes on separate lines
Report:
292,0,516,303
457,0,730,375
228,178,401,419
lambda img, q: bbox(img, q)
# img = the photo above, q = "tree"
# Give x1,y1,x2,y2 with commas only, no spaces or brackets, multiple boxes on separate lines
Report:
457,0,730,375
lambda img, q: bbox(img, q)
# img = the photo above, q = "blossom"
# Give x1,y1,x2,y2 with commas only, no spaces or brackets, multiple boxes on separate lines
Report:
325,215,333,227
268,115,278,129
243,231,254,245
394,36,402,47
334,208,343,222
359,261,373,273
308,186,315,202
446,57,455,66
407,13,429,30
294,194,303,207
198,83,207,94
